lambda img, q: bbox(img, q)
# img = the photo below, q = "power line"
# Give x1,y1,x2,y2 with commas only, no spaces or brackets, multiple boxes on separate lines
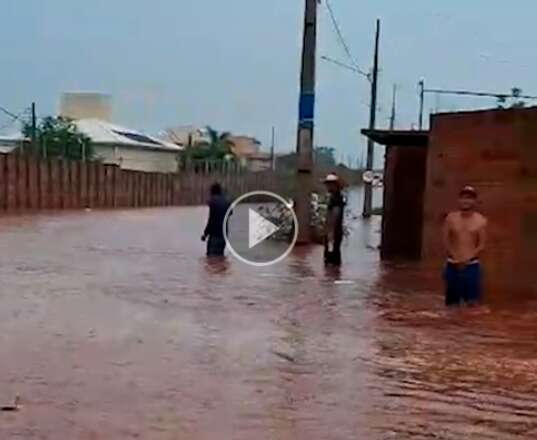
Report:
321,55,369,80
0,106,31,132
319,55,380,110
0,105,20,121
418,80,537,128
423,87,537,100
324,0,368,77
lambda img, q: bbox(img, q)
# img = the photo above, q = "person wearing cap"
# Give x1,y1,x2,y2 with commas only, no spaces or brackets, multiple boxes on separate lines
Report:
323,173,346,266
442,186,488,306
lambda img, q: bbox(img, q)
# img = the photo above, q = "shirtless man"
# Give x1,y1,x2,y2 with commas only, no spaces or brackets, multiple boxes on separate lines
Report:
442,186,488,306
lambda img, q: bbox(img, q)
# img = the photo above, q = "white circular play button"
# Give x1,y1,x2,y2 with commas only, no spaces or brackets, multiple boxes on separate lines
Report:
224,191,298,266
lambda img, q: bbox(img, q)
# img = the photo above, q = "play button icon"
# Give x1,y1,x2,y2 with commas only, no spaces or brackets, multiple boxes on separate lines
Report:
224,191,298,266
248,209,281,249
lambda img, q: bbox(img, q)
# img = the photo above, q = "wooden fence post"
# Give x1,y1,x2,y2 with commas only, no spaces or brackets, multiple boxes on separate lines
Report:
61,160,71,210
70,160,80,209
6,155,17,211
96,163,105,208
112,166,119,208
104,166,112,208
80,162,88,208
27,156,39,210
16,154,28,210
38,159,48,209
49,159,60,209
125,171,132,207
0,154,6,211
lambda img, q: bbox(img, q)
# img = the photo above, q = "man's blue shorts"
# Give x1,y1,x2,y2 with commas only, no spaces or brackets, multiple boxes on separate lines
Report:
444,261,482,306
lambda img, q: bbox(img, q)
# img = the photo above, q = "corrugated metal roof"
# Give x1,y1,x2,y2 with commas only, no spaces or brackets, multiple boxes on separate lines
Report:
361,129,429,147
75,119,183,152
161,125,210,146
0,134,26,153
0,133,27,142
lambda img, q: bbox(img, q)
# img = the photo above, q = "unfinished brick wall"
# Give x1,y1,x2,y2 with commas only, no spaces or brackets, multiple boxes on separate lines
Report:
422,107,537,296
381,145,427,260
0,154,292,212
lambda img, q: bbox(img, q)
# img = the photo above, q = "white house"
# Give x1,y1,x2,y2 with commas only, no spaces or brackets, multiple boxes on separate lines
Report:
74,119,183,173
0,133,27,154
57,92,183,173
161,125,211,147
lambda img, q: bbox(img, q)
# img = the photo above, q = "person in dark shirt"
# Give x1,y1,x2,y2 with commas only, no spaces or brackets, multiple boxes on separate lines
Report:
323,173,345,266
201,183,231,257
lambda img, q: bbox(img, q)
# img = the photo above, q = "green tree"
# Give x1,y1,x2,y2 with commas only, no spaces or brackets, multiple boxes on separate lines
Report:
314,146,337,168
205,126,233,159
276,147,337,172
184,126,233,161
22,116,93,160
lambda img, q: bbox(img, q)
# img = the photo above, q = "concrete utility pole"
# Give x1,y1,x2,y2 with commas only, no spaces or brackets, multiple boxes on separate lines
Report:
362,19,380,218
390,84,397,130
418,79,425,130
295,0,318,244
270,126,276,170
31,102,37,154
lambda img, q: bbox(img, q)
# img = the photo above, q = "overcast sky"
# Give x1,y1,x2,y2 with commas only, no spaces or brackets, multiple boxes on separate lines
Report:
1,0,535,163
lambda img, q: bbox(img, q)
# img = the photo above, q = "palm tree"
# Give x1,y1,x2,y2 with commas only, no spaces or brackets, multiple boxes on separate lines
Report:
185,126,232,161
205,126,233,160
180,126,236,172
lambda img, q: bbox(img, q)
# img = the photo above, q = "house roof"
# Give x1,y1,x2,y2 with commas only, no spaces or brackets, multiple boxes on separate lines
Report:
228,135,262,157
361,129,429,147
0,133,28,153
248,152,272,160
75,119,183,152
160,125,210,146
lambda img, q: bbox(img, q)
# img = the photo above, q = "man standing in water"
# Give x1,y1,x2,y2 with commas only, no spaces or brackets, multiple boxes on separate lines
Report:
323,173,345,266
442,186,488,306
202,183,230,257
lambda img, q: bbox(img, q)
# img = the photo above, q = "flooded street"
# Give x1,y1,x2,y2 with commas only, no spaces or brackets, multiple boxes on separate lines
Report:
1,190,536,439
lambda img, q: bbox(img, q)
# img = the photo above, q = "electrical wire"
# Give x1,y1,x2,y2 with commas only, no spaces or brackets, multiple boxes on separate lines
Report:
0,106,31,132
0,105,20,121
324,0,369,78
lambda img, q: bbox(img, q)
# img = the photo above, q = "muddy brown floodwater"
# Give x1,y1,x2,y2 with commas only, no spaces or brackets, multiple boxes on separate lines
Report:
1,189,536,439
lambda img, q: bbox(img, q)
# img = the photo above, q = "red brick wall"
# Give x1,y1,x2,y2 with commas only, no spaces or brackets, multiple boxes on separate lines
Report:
382,145,427,260
422,107,537,296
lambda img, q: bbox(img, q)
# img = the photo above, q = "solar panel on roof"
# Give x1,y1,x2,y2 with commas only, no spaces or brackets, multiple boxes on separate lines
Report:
113,130,160,145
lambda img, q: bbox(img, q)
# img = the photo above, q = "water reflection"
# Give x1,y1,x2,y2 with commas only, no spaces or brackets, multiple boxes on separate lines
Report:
203,256,231,275
0,188,536,438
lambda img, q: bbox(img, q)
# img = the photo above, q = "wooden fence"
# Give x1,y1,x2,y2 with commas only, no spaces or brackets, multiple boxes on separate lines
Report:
0,153,292,212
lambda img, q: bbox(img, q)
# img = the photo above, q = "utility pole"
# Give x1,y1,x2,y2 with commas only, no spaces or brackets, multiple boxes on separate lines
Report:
31,102,37,155
362,19,380,218
270,126,275,170
418,79,425,130
295,0,318,243
389,84,397,130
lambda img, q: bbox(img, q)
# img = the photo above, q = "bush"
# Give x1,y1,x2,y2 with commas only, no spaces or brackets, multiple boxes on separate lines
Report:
22,116,93,160
256,191,355,244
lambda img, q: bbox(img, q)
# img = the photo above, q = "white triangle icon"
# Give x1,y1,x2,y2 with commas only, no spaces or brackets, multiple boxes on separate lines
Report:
248,209,280,249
